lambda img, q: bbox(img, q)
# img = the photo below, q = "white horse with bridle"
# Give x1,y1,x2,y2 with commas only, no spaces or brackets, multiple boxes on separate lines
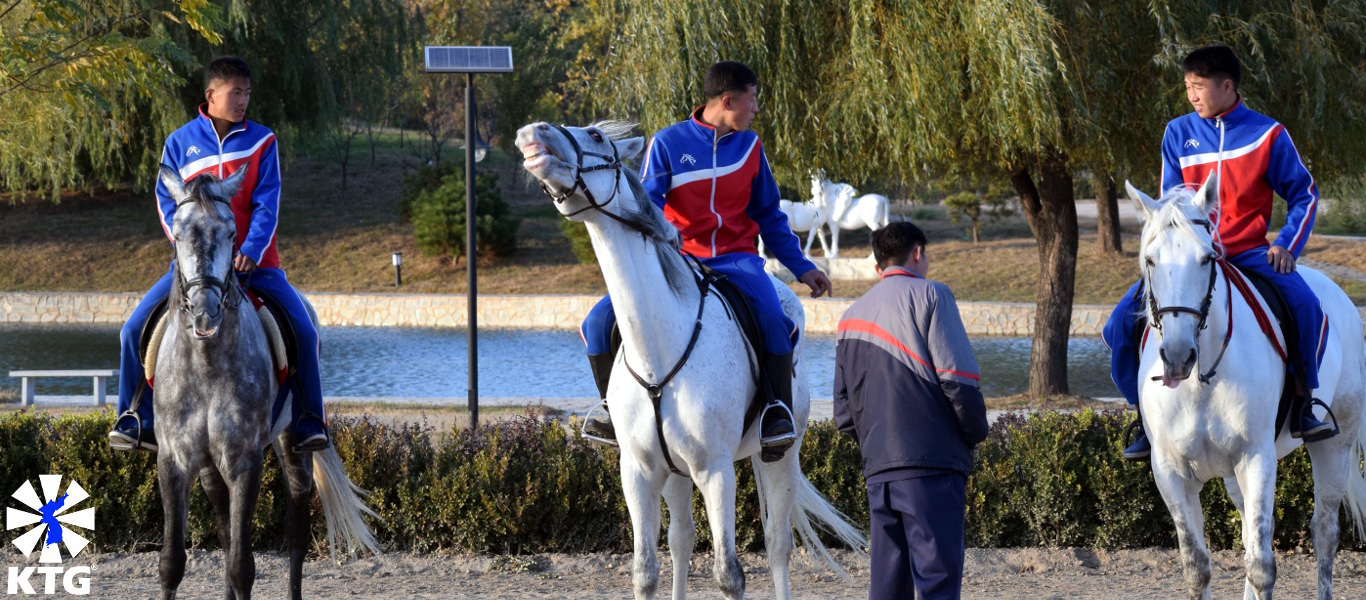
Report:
1129,173,1366,600
809,170,889,258
517,121,865,600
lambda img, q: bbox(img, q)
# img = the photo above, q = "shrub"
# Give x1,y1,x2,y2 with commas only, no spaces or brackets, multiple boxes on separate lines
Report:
3,409,1363,556
560,219,597,265
404,163,519,262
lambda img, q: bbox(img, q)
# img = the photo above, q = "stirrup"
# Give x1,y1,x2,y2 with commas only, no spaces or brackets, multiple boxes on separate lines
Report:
581,402,618,447
1121,418,1150,462
291,412,330,453
108,410,157,452
1295,398,1340,443
759,400,796,462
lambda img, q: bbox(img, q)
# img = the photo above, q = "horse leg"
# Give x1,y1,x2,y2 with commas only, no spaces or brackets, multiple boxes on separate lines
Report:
828,226,841,259
662,475,695,600
157,457,193,600
622,458,666,600
695,464,744,600
275,439,316,600
1307,436,1352,600
223,457,265,600
1234,452,1278,600
1151,463,1212,600
755,456,798,600
199,467,238,600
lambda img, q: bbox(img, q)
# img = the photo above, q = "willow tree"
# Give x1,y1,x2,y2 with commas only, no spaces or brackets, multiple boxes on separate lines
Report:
0,0,221,199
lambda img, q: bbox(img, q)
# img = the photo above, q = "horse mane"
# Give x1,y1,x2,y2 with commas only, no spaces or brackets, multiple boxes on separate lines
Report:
1139,186,1219,261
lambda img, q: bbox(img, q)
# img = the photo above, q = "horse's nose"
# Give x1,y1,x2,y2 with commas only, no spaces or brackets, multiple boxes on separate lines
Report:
1159,347,1197,381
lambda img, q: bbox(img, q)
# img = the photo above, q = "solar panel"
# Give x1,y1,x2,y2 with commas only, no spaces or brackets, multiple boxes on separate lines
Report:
424,46,514,73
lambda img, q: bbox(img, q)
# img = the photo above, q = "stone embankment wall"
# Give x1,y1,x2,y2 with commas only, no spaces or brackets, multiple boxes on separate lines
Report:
3,292,1116,336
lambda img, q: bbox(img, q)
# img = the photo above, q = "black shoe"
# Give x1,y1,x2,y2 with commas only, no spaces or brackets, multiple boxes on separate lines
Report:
1122,417,1150,462
108,412,157,452
581,402,617,446
292,415,330,453
759,400,796,463
1292,398,1337,442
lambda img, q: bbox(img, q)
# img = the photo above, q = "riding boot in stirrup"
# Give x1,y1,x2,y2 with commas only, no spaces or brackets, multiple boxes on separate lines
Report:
108,382,157,452
1291,395,1337,443
1121,412,1150,462
759,352,797,463
581,352,617,446
291,383,330,453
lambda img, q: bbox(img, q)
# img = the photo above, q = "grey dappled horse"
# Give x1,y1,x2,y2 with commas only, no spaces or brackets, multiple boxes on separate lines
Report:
153,166,379,599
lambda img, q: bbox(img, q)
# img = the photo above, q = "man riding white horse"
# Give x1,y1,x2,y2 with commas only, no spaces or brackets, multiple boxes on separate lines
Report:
1104,45,1332,461
579,60,832,461
108,56,329,454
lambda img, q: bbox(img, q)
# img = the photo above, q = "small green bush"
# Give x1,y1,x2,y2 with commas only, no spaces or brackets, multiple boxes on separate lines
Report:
3,409,1362,556
560,219,597,265
402,163,519,262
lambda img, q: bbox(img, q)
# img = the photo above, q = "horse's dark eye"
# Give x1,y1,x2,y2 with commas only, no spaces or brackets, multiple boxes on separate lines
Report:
589,130,603,143
1145,258,1155,269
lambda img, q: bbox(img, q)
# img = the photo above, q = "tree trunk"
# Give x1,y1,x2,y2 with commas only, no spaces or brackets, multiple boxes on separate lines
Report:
1095,174,1122,254
1011,150,1078,398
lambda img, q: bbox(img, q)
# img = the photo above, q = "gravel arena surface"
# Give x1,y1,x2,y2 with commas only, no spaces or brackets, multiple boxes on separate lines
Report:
81,546,1366,598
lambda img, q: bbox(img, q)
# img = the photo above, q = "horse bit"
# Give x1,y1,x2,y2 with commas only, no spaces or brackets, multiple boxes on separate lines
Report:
1143,218,1232,384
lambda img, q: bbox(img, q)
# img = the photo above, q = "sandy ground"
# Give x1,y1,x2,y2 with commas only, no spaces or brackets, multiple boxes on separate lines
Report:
76,546,1366,598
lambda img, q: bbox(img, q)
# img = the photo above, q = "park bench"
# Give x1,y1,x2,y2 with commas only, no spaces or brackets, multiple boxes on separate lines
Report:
8,369,117,406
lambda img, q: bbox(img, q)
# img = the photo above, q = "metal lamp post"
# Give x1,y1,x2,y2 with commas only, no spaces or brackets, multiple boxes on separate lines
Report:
424,46,513,429
392,252,402,287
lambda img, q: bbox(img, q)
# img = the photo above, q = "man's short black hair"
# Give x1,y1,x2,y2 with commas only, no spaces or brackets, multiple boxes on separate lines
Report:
1181,45,1241,90
703,61,759,99
205,56,252,88
872,222,928,270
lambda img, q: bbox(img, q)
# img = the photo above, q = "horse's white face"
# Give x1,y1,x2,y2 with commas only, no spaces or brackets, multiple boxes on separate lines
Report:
160,165,246,338
515,122,643,221
1127,174,1218,386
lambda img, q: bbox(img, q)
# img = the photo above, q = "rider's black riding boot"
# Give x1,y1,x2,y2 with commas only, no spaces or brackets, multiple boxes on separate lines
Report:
1290,376,1337,442
1122,408,1150,462
581,352,617,446
108,381,157,452
759,352,797,463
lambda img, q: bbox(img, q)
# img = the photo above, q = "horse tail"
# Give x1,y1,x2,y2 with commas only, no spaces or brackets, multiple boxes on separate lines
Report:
312,446,383,558
1345,370,1366,541
754,457,868,581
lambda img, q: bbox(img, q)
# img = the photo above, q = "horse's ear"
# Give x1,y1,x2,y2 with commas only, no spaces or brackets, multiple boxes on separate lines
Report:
1191,171,1219,213
1124,180,1161,222
217,166,250,199
158,164,188,202
615,136,645,161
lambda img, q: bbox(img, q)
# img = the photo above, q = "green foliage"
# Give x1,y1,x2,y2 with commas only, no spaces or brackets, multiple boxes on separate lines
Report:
404,164,520,262
559,220,597,265
4,409,1363,555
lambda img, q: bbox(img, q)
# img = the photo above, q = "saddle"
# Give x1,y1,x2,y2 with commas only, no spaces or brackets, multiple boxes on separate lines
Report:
139,290,294,389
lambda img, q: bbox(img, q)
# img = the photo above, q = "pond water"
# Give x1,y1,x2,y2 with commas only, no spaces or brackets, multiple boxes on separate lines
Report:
0,324,1119,401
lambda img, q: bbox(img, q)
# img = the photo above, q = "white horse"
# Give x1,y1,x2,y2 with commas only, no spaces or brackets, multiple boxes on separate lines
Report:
757,199,827,258
809,170,890,258
1129,173,1366,600
517,121,865,600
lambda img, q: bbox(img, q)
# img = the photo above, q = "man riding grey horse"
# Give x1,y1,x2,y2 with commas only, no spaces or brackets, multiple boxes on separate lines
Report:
578,60,832,461
108,56,329,454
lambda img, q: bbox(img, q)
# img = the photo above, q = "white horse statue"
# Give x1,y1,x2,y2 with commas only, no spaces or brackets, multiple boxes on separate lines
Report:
1129,173,1366,600
757,199,827,258
517,121,866,600
809,170,890,258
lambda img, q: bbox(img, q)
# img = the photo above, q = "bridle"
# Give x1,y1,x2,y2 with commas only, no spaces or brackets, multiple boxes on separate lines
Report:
1143,217,1232,383
538,124,651,237
173,192,243,316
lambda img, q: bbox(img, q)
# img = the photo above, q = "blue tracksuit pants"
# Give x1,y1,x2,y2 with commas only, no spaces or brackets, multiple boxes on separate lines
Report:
867,470,968,600
117,264,325,430
1103,246,1327,406
581,252,795,356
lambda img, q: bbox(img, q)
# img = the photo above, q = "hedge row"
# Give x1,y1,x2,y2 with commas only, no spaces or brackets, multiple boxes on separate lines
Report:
1,409,1361,555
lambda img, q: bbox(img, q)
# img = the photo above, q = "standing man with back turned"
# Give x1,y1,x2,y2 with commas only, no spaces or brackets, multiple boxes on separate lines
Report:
834,222,988,600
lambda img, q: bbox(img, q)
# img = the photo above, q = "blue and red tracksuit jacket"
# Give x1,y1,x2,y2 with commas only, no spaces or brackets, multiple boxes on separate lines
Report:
157,104,282,269
1160,98,1319,258
639,107,817,279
